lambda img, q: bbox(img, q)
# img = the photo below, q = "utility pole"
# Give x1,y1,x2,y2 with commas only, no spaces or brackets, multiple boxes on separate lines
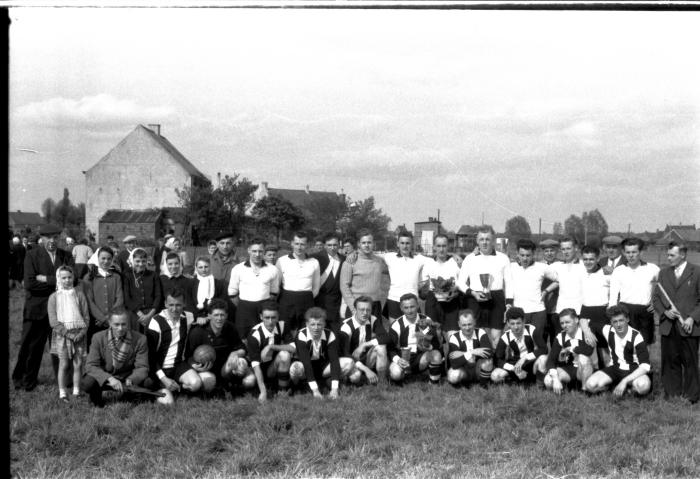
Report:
481,212,484,225
627,223,631,237
538,218,542,239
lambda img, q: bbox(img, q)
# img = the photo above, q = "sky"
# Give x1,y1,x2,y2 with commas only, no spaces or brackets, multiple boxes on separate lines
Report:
8,6,700,234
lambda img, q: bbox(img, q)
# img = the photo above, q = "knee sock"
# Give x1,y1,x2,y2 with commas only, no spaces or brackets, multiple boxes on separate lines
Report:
277,372,290,390
479,368,492,387
428,362,442,383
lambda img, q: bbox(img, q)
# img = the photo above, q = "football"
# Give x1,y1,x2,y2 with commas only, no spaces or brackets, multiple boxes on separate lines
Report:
193,344,216,364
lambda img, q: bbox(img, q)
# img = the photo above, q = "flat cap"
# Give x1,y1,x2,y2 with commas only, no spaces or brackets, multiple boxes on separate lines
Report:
122,235,137,243
601,235,623,245
39,224,62,236
215,232,235,241
539,238,560,248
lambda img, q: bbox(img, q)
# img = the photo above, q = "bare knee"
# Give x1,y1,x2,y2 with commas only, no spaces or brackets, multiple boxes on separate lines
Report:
199,372,217,392
633,375,651,396
491,369,507,383
447,368,463,384
242,373,257,390
348,369,363,384
428,350,442,363
389,363,404,381
340,358,355,377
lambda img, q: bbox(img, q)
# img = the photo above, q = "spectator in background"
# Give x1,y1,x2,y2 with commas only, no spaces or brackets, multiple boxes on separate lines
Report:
210,232,239,285
122,248,162,332
599,235,627,275
264,245,279,266
342,238,355,256
192,255,229,320
10,235,26,289
72,238,93,280
115,235,138,274
152,235,171,273
207,239,218,257
159,252,196,319
159,236,191,277
85,247,124,347
64,237,75,253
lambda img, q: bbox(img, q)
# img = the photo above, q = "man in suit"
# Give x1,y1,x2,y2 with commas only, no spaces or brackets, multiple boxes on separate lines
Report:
114,235,137,274
12,224,73,391
309,232,345,334
599,235,627,275
653,241,700,403
81,308,149,407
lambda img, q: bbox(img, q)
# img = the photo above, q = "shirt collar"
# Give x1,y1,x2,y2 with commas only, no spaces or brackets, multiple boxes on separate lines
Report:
244,260,268,268
460,330,477,342
475,249,496,256
396,252,414,259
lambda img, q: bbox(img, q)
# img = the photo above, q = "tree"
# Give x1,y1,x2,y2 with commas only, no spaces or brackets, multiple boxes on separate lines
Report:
252,195,306,244
504,215,532,240
552,222,563,236
53,188,73,227
213,174,257,231
564,214,585,245
338,196,391,240
41,198,56,225
305,194,348,237
582,209,608,246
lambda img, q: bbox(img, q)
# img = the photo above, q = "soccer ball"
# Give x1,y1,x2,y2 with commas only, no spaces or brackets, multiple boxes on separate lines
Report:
193,344,216,365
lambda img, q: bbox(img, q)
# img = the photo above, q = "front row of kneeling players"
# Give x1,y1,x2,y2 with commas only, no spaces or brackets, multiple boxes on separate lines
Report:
83,287,651,406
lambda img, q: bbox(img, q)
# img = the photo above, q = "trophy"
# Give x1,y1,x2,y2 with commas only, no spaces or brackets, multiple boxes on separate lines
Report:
479,273,493,300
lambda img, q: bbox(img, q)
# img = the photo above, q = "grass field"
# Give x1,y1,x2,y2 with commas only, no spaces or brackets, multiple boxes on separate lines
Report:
8,288,700,479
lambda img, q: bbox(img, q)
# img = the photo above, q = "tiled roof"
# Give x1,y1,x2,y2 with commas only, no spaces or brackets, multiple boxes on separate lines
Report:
9,211,44,225
268,188,339,209
456,225,480,236
99,209,163,223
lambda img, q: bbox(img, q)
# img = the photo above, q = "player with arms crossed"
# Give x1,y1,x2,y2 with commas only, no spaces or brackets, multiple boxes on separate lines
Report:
491,307,548,385
446,309,493,387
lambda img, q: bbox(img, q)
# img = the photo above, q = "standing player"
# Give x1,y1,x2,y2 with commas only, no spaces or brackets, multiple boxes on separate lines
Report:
446,310,493,387
289,307,351,399
276,231,320,336
387,294,443,385
608,237,659,345
583,305,652,397
541,308,594,394
339,296,390,385
544,237,586,339
456,226,512,347
383,232,431,322
539,238,561,346
580,245,611,366
491,307,548,384
245,301,295,402
339,229,388,320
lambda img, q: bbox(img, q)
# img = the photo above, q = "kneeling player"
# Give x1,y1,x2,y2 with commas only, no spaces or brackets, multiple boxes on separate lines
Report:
289,307,350,399
388,293,443,385
583,304,651,397
245,301,295,402
541,308,594,394
491,307,547,384
185,298,250,396
446,309,493,387
339,296,390,386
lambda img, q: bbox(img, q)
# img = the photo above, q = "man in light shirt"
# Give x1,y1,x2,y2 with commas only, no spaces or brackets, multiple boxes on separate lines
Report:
608,237,659,345
579,245,611,367
543,237,586,340
276,231,320,336
509,239,555,348
456,226,512,346
383,232,430,322
228,238,280,340
339,229,388,321
422,234,462,342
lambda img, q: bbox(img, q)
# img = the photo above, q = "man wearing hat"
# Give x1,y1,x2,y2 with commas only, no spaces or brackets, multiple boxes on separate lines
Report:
210,232,239,285
539,238,561,345
599,235,627,275
12,224,74,391
115,235,138,274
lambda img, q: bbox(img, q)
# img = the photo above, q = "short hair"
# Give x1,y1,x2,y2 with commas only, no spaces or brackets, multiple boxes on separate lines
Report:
606,304,630,320
207,239,217,247
433,234,448,244
195,255,211,265
354,295,373,308
458,309,475,320
109,307,129,321
476,225,495,236
622,237,645,250
399,293,418,304
165,287,185,301
505,307,525,321
131,248,148,259
264,245,279,253
107,241,119,250
165,251,181,262
516,239,536,252
292,230,308,241
398,231,413,240
667,241,688,255
249,237,265,247
106,235,114,240
304,306,327,322
356,229,373,241
259,301,279,314
559,236,577,247
580,245,600,256
343,238,354,246
207,298,229,314
558,308,579,320
322,232,341,243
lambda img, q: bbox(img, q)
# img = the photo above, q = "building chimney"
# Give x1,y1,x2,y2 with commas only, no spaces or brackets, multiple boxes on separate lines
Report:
305,184,310,194
147,124,161,136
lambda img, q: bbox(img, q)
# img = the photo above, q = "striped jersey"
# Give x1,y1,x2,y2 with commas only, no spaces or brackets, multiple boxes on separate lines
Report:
147,311,195,377
448,328,492,368
295,327,341,384
601,324,651,372
545,327,594,372
388,314,440,360
494,324,546,369
246,321,292,368
338,315,389,357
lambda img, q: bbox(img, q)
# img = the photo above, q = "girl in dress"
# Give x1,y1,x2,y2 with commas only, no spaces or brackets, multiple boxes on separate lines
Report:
48,266,89,402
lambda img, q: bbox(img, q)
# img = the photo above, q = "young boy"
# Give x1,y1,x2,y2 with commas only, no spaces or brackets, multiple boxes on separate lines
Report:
446,309,493,387
289,307,352,399
491,307,547,384
583,304,652,397
388,293,443,384
541,308,594,394
338,296,390,385
244,301,295,402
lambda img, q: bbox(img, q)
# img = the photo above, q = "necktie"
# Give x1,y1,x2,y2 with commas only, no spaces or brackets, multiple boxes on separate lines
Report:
675,267,682,280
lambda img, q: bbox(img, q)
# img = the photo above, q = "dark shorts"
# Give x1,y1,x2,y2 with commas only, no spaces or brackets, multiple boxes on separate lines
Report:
383,299,404,320
278,290,315,332
425,293,461,331
580,305,608,331
600,365,639,386
503,361,537,382
162,361,194,382
620,302,654,344
466,290,506,330
236,299,266,339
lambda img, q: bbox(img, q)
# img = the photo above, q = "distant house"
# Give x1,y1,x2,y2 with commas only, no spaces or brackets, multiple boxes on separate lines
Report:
455,225,480,252
658,227,700,250
85,124,210,242
414,217,451,255
8,211,45,234
98,209,164,244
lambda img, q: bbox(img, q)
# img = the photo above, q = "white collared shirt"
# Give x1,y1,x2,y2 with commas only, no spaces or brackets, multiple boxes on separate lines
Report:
276,254,321,296
384,253,430,302
609,262,660,306
457,250,512,299
545,261,586,314
675,261,687,280
510,261,547,313
228,261,280,301
582,268,610,307
422,257,461,283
